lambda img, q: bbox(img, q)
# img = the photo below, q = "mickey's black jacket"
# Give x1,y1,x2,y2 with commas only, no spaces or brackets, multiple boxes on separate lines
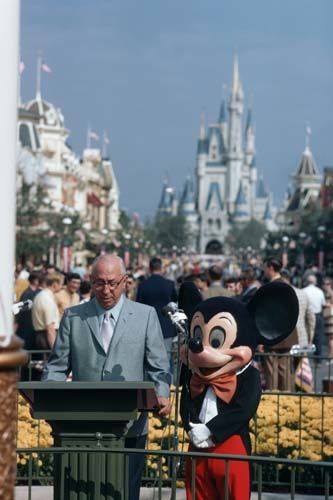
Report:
180,364,262,454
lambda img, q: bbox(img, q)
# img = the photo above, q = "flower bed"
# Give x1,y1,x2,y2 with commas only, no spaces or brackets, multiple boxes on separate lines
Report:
16,392,333,484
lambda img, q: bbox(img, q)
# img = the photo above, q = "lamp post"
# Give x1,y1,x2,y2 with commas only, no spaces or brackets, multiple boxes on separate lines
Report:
62,217,72,274
317,225,326,273
281,235,289,268
298,232,307,274
100,228,108,256
124,233,131,268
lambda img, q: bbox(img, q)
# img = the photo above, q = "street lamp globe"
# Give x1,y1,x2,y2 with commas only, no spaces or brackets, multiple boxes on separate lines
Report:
62,217,72,226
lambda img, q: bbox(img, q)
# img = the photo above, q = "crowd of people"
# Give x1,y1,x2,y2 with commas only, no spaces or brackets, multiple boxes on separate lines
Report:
14,253,333,392
12,252,333,499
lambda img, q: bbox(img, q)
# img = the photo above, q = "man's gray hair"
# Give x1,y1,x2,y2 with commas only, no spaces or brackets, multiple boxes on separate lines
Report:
91,254,126,278
307,274,317,285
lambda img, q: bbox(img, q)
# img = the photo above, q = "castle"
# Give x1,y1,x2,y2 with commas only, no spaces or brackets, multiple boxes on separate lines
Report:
158,56,277,253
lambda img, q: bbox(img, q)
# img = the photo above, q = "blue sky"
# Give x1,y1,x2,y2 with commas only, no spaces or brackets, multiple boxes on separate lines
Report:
21,0,333,218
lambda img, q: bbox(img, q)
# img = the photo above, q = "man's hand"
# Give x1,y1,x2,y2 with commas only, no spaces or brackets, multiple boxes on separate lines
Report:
156,397,171,417
189,422,212,448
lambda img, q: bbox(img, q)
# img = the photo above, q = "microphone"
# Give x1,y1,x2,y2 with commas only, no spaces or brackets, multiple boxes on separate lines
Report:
162,302,188,334
12,299,33,316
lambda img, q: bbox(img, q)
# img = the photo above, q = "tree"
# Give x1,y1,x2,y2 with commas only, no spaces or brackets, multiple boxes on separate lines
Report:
16,183,51,263
145,214,190,252
226,219,267,251
16,182,87,264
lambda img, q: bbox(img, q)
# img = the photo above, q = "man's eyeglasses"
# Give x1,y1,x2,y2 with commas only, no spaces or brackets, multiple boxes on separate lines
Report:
93,275,126,290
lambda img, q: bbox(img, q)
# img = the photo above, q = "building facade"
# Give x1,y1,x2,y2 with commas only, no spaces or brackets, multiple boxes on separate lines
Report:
277,138,322,234
17,87,120,265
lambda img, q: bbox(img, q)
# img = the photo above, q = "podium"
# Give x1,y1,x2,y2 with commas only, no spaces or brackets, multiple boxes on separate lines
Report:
18,381,158,500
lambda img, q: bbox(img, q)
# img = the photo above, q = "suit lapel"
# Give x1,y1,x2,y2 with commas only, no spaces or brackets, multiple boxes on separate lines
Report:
108,297,134,353
84,299,104,352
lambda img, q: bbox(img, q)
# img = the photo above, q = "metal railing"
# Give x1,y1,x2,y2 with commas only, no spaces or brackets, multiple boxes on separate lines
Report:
16,446,333,499
16,350,333,496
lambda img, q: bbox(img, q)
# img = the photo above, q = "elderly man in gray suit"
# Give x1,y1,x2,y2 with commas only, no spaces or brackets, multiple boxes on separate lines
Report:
43,254,171,500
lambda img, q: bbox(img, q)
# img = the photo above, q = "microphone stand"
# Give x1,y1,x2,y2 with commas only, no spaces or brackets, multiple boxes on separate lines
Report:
169,316,189,500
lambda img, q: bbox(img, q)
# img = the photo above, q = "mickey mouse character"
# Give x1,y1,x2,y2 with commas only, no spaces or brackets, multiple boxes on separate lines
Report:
179,281,299,500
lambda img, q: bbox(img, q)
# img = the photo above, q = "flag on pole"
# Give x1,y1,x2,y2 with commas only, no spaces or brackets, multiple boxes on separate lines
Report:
103,131,110,144
19,61,25,74
89,131,99,141
41,63,51,73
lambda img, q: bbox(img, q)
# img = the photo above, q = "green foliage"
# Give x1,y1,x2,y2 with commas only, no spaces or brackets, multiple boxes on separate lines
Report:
16,183,51,262
16,182,87,264
145,214,190,251
226,219,267,250
299,207,333,239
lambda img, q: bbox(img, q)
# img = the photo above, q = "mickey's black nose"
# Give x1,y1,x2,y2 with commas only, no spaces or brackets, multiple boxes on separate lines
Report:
188,337,203,353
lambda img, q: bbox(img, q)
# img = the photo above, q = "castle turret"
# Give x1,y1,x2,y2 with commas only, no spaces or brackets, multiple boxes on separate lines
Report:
179,176,199,251
196,111,209,217
244,107,255,167
227,54,244,210
218,99,228,148
179,176,196,215
158,180,176,216
233,180,249,224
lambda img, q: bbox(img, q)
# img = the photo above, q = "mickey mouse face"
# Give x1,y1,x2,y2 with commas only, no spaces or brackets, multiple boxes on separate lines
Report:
181,310,252,378
178,281,299,379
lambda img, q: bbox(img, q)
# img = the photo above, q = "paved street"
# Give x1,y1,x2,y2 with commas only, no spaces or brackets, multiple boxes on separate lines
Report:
15,487,329,499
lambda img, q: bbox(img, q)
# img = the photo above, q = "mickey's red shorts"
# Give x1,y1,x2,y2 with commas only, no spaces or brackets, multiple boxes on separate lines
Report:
185,435,250,500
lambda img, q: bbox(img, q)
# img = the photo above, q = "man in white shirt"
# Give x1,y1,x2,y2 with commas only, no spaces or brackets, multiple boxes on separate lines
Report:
303,274,326,358
32,273,63,349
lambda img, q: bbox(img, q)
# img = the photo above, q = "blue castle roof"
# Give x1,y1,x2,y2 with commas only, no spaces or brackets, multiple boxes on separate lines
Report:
256,177,268,198
197,138,209,155
205,182,223,210
180,177,195,206
219,100,226,123
235,181,247,205
158,182,174,211
263,199,272,220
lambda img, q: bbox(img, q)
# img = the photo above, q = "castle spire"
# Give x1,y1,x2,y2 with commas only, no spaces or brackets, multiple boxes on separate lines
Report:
245,107,252,133
232,54,240,96
219,100,226,123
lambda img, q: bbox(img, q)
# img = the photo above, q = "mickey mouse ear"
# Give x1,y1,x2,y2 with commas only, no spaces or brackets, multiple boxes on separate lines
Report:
247,281,299,346
178,281,203,321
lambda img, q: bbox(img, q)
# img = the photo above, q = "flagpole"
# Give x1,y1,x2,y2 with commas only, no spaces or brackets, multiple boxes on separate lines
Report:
0,0,28,496
18,61,21,107
36,51,42,99
305,123,311,149
87,125,91,149
102,130,106,158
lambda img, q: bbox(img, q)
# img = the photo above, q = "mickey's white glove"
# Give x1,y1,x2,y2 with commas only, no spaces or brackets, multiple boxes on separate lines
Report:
194,438,215,449
189,422,213,448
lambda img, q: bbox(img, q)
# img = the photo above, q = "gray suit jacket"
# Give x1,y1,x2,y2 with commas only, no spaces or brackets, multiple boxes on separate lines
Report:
42,296,170,399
